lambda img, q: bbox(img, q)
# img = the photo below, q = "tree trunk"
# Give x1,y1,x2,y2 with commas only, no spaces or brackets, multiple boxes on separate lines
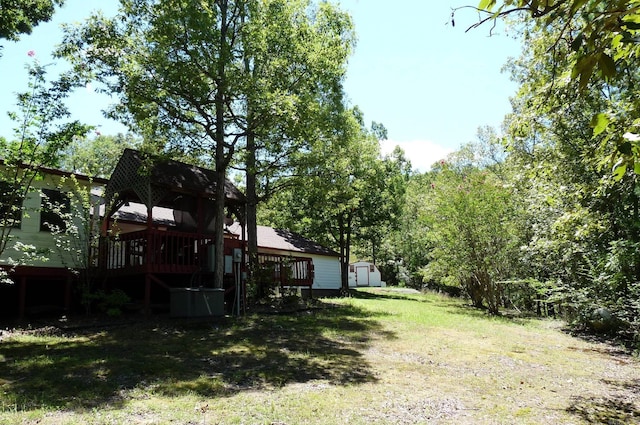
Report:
338,213,351,293
241,7,260,297
213,0,229,289
245,131,260,296
371,236,377,265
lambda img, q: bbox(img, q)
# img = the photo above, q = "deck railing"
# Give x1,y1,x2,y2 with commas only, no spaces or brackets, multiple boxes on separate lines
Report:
99,230,314,287
256,253,314,287
101,229,213,274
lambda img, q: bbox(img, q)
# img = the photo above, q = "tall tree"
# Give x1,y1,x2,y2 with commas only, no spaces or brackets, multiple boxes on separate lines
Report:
421,152,521,315
238,0,353,287
353,144,411,266
378,171,432,287
0,0,64,55
57,0,354,290
57,0,254,288
262,107,389,291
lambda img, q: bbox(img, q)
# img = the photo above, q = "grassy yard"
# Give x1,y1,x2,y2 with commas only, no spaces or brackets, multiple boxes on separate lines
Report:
0,288,638,424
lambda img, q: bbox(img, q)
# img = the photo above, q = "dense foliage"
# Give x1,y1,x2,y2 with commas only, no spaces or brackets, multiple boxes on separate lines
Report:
59,133,140,178
0,0,64,44
421,163,521,315
260,108,408,290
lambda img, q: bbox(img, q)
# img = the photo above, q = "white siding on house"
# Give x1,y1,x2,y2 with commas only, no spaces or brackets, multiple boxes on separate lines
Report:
308,254,341,290
0,173,99,269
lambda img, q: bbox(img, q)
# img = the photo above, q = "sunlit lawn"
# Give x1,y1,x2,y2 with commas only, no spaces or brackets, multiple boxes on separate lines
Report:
1,288,638,424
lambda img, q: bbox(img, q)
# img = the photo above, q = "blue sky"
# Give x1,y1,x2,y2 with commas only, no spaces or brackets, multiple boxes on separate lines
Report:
0,0,521,172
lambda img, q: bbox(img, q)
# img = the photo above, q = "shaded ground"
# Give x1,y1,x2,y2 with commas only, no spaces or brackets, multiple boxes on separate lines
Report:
0,290,638,424
0,303,391,412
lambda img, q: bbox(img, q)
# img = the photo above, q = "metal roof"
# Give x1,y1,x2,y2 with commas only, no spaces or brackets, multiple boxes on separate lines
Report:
228,222,339,257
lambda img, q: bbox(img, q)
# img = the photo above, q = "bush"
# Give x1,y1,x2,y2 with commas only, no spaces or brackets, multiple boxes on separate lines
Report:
96,289,131,317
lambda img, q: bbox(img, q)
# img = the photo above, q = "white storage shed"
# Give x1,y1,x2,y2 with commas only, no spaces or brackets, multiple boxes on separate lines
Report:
348,261,386,287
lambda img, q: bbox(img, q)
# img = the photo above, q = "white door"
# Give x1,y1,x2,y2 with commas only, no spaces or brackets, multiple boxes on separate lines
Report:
356,266,370,286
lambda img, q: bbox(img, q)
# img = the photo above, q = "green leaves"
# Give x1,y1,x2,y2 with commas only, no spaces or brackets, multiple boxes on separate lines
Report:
422,165,519,314
0,60,89,259
0,0,64,41
571,33,584,51
572,54,597,90
598,53,616,79
612,158,627,181
478,0,497,10
569,0,589,16
590,113,609,137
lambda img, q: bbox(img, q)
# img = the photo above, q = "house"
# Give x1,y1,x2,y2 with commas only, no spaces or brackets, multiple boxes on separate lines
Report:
1,149,341,318
0,165,108,319
227,223,341,297
98,148,248,316
348,261,386,287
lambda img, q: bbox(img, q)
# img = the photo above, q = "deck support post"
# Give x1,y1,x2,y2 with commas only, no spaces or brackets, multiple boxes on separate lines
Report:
144,274,151,318
18,276,27,320
64,275,72,313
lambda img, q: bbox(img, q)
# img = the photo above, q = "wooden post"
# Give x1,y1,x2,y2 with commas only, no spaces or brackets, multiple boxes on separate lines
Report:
145,206,153,273
64,275,72,313
144,274,151,318
196,197,204,279
18,276,27,320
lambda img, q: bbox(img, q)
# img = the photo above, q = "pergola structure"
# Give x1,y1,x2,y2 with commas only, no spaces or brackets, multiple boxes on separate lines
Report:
99,149,247,314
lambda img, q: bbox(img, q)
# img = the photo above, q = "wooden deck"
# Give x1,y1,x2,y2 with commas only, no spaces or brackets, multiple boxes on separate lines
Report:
100,229,213,276
99,229,314,287
256,253,314,287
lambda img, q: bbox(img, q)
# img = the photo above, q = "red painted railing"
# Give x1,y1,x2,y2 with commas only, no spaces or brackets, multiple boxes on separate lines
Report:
101,229,213,274
100,230,315,287
256,253,314,287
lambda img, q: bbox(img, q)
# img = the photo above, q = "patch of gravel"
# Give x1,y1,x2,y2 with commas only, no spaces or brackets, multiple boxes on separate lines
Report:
373,288,421,294
358,396,469,424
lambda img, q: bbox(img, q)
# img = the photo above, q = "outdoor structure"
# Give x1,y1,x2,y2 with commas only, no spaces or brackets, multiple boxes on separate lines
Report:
1,149,342,319
348,261,386,287
228,223,341,297
0,165,107,319
99,149,247,316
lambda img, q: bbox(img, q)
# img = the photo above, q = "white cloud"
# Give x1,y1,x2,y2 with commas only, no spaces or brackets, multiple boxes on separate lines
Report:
380,139,454,173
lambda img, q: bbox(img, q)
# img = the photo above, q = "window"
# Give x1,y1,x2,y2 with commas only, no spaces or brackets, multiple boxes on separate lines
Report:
370,264,375,272
0,181,23,228
40,189,70,232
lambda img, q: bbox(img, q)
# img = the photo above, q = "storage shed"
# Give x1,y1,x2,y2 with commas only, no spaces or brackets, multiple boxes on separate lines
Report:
348,261,386,287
